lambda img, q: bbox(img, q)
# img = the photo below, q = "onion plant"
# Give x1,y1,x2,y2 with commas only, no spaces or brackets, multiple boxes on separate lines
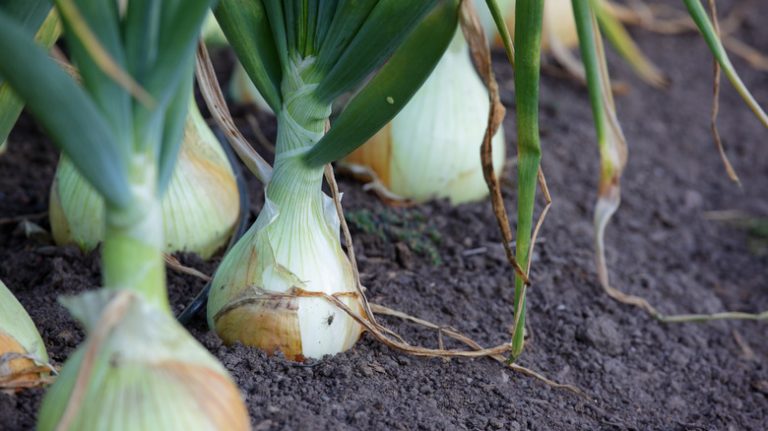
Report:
0,1,249,429
206,0,461,360
0,8,241,260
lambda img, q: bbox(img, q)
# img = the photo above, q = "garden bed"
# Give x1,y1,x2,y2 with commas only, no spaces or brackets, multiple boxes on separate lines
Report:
1,1,767,429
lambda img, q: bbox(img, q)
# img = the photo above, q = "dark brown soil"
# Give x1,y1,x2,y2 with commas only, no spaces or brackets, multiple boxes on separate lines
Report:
2,1,767,429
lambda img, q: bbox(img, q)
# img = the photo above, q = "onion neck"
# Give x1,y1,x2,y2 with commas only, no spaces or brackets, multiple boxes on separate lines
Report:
267,58,331,216
102,153,169,313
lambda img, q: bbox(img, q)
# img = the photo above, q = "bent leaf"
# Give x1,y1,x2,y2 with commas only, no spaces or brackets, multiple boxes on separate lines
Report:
573,0,629,308
683,0,768,129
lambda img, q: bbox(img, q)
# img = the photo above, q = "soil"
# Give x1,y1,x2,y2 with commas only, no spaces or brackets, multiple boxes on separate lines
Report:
2,1,767,429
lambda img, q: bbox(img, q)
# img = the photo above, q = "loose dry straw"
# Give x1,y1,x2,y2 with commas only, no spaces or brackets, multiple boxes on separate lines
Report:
196,42,273,184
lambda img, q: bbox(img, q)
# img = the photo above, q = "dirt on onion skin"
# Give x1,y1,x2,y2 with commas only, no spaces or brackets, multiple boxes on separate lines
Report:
2,1,767,429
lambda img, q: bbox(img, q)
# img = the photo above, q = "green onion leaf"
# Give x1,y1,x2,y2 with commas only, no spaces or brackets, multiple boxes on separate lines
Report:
55,0,133,156
510,0,544,360
305,0,460,166
262,0,290,69
0,0,51,38
312,0,379,79
683,0,768,129
314,0,340,52
0,10,130,208
573,0,629,322
313,0,440,103
157,59,195,195
216,0,283,112
593,0,666,88
0,6,60,146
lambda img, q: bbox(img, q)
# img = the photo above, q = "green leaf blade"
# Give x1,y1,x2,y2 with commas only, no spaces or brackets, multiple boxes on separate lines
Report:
0,7,61,145
305,0,460,166
511,0,544,359
0,10,130,208
312,0,379,80
55,0,133,153
157,59,195,195
683,0,768,129
216,0,283,112
314,0,440,103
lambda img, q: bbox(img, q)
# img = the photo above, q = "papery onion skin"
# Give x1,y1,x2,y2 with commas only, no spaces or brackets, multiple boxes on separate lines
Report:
37,291,250,431
0,333,42,386
0,280,48,385
345,29,506,205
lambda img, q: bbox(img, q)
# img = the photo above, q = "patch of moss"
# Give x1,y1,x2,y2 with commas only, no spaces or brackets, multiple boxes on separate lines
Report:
346,208,443,266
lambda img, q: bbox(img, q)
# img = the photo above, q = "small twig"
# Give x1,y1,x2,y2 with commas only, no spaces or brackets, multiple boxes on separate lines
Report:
437,328,448,363
370,303,583,395
528,167,552,275
510,167,554,347
324,164,377,327
322,165,410,346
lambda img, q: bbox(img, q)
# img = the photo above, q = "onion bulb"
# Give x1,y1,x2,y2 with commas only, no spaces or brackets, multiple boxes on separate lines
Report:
49,101,239,259
37,290,250,431
0,279,48,388
344,28,505,204
208,148,363,361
